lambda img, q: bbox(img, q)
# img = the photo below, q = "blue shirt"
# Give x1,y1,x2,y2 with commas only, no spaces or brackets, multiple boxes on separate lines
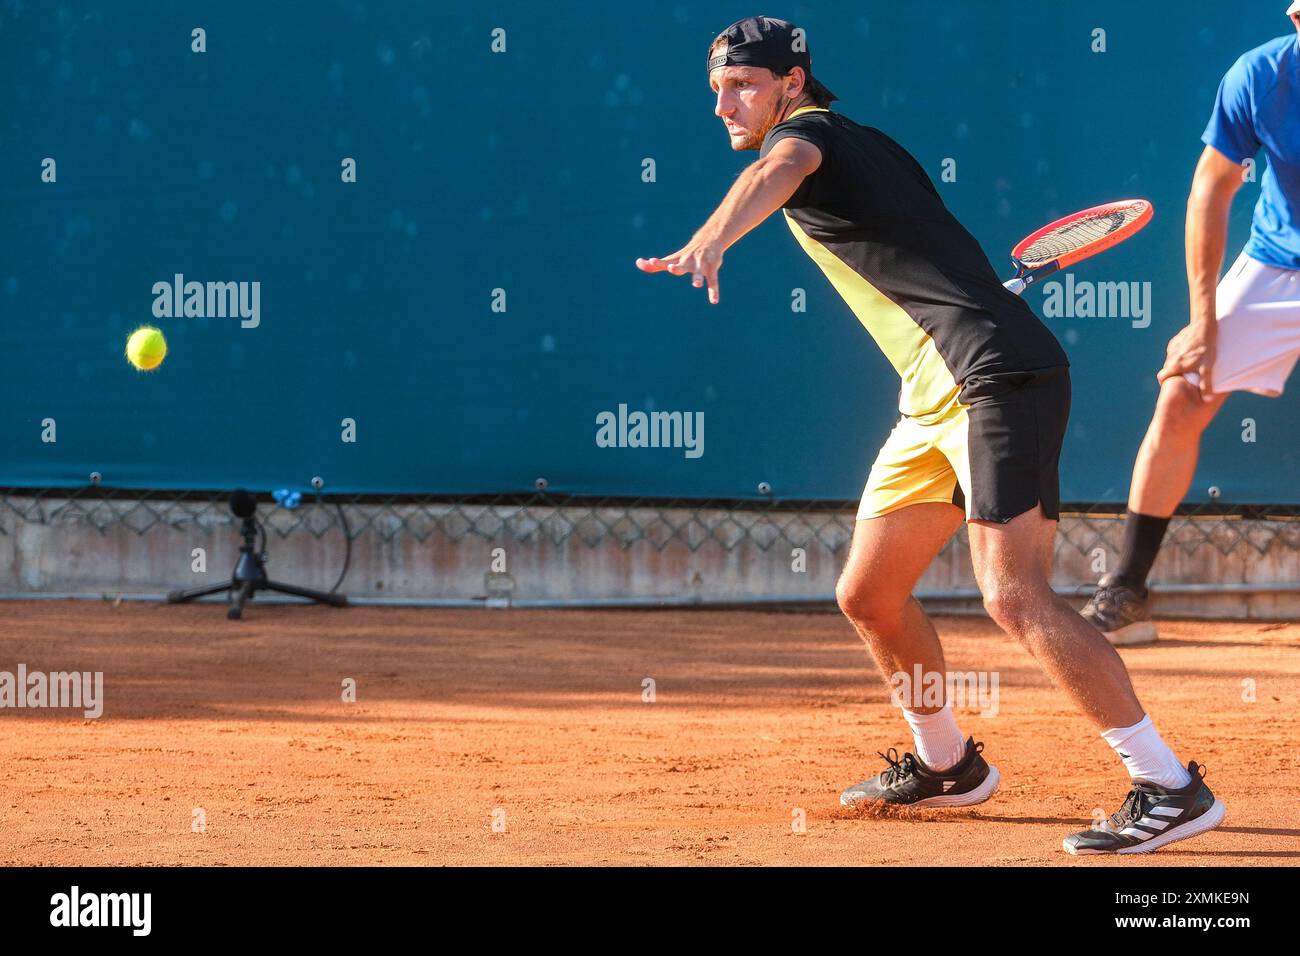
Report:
1202,35,1300,269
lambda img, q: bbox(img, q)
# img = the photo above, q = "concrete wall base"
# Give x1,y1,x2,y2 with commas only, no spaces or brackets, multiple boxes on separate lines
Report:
1,497,1296,618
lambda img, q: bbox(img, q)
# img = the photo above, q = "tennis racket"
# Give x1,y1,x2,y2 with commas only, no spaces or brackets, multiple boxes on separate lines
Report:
1003,199,1153,296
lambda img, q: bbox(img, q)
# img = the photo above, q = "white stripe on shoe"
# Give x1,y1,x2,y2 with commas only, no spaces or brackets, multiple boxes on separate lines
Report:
1114,800,1226,855
1119,826,1155,840
911,765,1000,808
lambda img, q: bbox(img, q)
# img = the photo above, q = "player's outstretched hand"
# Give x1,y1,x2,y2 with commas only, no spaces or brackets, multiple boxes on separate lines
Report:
1157,323,1217,399
635,238,724,304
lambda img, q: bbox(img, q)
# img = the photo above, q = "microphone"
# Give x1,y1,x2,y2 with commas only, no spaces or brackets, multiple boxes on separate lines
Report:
229,489,257,519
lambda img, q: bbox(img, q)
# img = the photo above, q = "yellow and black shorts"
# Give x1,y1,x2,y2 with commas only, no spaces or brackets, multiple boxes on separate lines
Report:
857,367,1071,524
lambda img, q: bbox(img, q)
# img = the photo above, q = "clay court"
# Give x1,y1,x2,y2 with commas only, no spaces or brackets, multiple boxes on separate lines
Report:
0,600,1295,866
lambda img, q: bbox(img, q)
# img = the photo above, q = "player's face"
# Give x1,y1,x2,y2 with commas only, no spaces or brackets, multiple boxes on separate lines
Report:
1293,12,1300,35
710,66,786,151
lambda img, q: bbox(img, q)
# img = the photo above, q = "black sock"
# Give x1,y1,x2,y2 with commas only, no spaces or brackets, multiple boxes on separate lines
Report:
1111,510,1170,596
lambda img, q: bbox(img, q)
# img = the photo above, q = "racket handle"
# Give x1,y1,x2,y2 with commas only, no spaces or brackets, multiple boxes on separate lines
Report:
1003,276,1028,296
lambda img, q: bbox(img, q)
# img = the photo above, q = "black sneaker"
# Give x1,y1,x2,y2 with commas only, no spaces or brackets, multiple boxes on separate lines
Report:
1063,762,1226,855
840,738,999,809
1081,579,1157,646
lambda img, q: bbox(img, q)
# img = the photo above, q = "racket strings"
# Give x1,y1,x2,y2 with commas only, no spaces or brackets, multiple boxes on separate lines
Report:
1018,207,1145,267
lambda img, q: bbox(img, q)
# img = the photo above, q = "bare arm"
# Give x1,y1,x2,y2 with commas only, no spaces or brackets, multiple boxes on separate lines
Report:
636,137,823,304
1159,145,1246,393
1186,146,1245,331
693,137,823,249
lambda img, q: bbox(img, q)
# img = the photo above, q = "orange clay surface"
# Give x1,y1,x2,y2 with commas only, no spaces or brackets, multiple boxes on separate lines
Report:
0,601,1295,866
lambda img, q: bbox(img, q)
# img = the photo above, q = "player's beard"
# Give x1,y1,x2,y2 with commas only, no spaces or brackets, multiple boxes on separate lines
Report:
734,92,785,150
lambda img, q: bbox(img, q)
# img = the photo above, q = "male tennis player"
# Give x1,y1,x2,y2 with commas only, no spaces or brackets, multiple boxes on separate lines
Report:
636,16,1224,854
1081,4,1300,646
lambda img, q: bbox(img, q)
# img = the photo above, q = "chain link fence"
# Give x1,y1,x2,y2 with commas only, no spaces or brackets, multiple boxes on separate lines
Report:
4,486,1299,560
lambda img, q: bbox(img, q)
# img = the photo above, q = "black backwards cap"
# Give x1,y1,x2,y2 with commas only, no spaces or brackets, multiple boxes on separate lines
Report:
707,16,837,104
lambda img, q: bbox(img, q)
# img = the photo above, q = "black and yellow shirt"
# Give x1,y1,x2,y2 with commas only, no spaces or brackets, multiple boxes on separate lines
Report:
761,106,1068,422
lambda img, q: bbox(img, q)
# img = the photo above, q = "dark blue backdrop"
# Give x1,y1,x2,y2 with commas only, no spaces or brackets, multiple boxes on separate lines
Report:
1,1,1295,502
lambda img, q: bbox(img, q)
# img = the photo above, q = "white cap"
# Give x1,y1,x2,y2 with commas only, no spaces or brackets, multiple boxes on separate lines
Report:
1290,0,1300,15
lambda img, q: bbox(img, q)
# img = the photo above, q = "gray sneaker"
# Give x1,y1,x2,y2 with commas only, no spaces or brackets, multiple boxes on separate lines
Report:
1063,762,1225,855
1081,581,1157,646
840,738,1000,809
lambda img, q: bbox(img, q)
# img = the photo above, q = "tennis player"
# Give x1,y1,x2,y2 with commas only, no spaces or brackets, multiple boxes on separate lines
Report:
636,16,1224,854
1081,3,1300,646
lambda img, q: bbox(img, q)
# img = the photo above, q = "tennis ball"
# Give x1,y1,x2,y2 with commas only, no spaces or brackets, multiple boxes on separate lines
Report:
125,326,167,371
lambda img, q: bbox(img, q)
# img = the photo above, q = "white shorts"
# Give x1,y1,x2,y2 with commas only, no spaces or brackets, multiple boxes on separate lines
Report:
1184,252,1300,397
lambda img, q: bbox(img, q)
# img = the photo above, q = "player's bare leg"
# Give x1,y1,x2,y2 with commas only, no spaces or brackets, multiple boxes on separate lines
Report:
837,502,1001,808
1129,377,1229,517
835,501,963,704
968,506,1143,728
1082,377,1230,645
971,506,1229,853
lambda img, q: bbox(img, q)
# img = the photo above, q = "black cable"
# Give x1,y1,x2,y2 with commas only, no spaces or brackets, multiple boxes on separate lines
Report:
329,500,351,595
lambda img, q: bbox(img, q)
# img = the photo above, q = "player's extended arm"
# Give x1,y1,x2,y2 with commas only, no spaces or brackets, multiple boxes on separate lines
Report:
1158,145,1245,393
635,137,822,304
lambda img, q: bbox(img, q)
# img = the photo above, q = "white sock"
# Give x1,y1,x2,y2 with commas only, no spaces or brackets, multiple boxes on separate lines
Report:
902,705,967,772
1101,714,1192,789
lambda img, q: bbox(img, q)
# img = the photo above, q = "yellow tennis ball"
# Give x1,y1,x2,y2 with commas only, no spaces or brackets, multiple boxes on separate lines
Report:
125,326,167,371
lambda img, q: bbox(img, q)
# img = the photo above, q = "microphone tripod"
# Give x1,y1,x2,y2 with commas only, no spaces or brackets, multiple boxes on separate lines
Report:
166,489,348,620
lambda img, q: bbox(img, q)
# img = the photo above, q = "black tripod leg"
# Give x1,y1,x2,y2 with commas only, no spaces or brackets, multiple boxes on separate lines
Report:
167,581,235,603
264,580,348,608
227,579,255,620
